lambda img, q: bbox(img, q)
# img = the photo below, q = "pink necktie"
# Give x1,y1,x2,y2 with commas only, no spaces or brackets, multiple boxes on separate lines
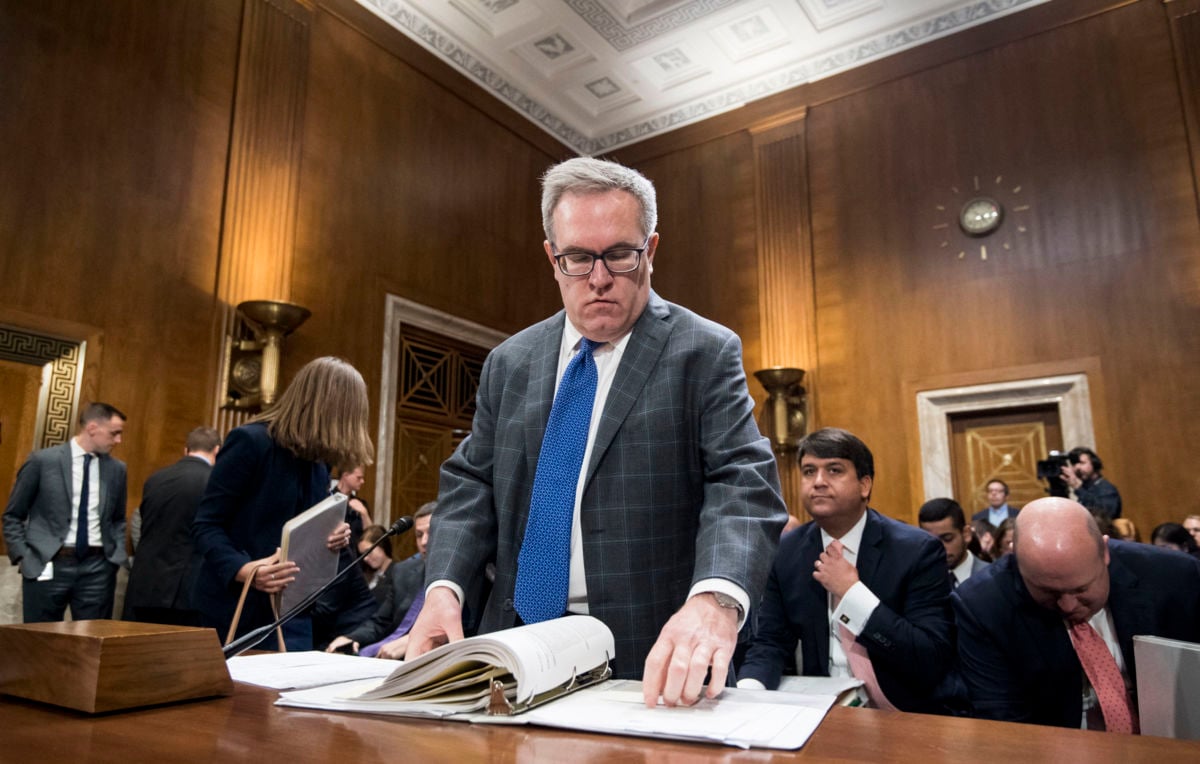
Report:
1068,621,1137,734
839,624,897,711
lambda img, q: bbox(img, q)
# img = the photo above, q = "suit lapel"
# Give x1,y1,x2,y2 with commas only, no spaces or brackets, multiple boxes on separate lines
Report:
1105,548,1152,674
585,293,671,483
524,316,567,480
798,524,831,673
96,454,109,513
58,443,73,518
856,509,885,588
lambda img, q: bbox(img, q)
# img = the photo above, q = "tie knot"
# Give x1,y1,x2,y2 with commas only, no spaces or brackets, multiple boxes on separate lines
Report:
578,338,601,356
82,453,93,464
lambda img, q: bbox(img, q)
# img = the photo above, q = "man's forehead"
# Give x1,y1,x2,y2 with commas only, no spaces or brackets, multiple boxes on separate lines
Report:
1019,549,1105,588
921,517,958,534
800,455,853,468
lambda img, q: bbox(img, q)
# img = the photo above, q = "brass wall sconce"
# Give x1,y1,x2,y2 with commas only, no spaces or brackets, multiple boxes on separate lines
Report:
222,300,311,410
754,367,808,454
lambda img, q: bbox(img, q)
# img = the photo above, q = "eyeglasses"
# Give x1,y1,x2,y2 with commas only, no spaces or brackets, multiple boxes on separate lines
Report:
552,239,649,276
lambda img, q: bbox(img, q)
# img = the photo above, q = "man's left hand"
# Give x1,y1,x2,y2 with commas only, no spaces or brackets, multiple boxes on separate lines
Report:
642,593,738,708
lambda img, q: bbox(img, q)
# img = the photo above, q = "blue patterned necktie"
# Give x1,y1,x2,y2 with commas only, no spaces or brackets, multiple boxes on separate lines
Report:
514,337,600,624
76,453,92,559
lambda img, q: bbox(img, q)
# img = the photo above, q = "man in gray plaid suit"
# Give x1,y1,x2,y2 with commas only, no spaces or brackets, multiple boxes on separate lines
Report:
406,157,787,707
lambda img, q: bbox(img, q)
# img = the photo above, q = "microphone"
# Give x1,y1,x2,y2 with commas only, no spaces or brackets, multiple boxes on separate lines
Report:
222,515,415,658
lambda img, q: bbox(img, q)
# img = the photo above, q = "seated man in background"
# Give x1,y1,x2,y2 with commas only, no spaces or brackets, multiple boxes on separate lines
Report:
738,428,959,714
954,497,1200,730
1149,522,1200,559
919,498,989,589
973,480,1018,528
1183,514,1200,546
326,502,435,658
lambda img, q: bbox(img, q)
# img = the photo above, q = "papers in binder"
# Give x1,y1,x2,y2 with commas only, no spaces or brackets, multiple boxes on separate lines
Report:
277,493,347,613
351,616,613,716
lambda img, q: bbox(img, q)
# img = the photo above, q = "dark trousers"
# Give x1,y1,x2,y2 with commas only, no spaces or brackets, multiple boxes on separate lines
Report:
125,606,201,627
22,554,118,622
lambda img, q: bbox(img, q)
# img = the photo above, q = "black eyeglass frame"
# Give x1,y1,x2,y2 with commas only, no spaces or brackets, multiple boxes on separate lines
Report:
551,238,651,276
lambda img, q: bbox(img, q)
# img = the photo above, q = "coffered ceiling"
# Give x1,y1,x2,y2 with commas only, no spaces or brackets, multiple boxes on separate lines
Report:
357,0,1050,154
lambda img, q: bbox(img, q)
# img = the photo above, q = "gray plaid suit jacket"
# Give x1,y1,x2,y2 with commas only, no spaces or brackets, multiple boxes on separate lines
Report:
429,291,787,678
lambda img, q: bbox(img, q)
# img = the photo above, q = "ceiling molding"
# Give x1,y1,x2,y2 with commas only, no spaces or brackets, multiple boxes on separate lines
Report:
357,0,1051,155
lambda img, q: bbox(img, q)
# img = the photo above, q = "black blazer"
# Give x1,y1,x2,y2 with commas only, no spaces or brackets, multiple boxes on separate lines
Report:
124,455,212,611
740,509,958,714
953,540,1200,727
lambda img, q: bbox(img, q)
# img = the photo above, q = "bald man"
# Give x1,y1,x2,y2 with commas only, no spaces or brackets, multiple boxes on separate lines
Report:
953,497,1200,730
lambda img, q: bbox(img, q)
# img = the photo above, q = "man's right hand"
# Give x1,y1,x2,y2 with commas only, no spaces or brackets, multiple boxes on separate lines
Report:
1059,464,1082,490
403,586,465,659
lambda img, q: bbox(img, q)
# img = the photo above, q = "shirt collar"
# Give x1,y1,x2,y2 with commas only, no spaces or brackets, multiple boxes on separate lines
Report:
70,438,92,460
561,319,632,357
952,552,975,583
820,508,868,555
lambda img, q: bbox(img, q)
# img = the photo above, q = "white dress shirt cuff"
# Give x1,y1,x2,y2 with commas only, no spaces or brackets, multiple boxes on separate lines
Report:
688,578,750,631
736,678,767,690
427,579,464,604
831,581,879,637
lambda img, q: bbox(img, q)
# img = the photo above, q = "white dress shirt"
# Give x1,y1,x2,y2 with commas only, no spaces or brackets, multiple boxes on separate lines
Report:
822,511,880,677
67,437,101,547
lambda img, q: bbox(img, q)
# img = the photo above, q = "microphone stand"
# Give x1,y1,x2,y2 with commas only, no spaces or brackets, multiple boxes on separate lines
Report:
222,515,415,658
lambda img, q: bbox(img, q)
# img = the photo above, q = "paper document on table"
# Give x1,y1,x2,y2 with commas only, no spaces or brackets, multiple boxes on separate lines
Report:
777,675,867,705
279,676,835,749
521,680,833,750
228,650,397,690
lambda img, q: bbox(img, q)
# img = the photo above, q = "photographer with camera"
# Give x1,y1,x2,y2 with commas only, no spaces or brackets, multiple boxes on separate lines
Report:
1059,447,1122,519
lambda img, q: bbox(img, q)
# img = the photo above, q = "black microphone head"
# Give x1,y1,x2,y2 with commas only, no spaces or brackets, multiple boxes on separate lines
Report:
389,515,414,534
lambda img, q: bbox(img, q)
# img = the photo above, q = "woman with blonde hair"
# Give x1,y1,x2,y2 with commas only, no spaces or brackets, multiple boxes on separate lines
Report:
192,357,374,649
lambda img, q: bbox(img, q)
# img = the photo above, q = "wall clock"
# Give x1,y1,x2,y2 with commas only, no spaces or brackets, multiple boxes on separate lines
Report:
932,176,1031,260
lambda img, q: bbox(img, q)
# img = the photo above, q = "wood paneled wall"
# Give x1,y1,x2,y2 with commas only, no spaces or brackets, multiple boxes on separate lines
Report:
0,0,242,501
618,0,1200,531
4,0,1199,541
0,0,563,514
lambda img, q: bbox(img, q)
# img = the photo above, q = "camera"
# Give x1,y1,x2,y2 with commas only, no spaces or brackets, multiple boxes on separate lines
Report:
1036,451,1071,480
1036,451,1072,498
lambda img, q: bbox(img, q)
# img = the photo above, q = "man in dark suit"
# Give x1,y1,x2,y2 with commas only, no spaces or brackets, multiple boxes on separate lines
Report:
739,428,958,714
406,157,787,707
3,402,128,622
123,426,221,625
920,498,989,588
954,497,1200,729
972,479,1019,528
325,501,436,658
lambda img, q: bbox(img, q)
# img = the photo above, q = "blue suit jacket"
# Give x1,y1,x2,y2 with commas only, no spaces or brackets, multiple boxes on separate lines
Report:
3,441,127,577
740,508,958,714
428,291,787,678
953,540,1200,727
191,422,329,641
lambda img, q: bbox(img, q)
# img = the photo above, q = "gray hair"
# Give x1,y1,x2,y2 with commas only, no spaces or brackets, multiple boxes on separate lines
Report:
540,157,657,244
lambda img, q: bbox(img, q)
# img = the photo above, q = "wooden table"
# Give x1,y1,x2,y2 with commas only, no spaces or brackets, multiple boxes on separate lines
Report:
3,680,1197,762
